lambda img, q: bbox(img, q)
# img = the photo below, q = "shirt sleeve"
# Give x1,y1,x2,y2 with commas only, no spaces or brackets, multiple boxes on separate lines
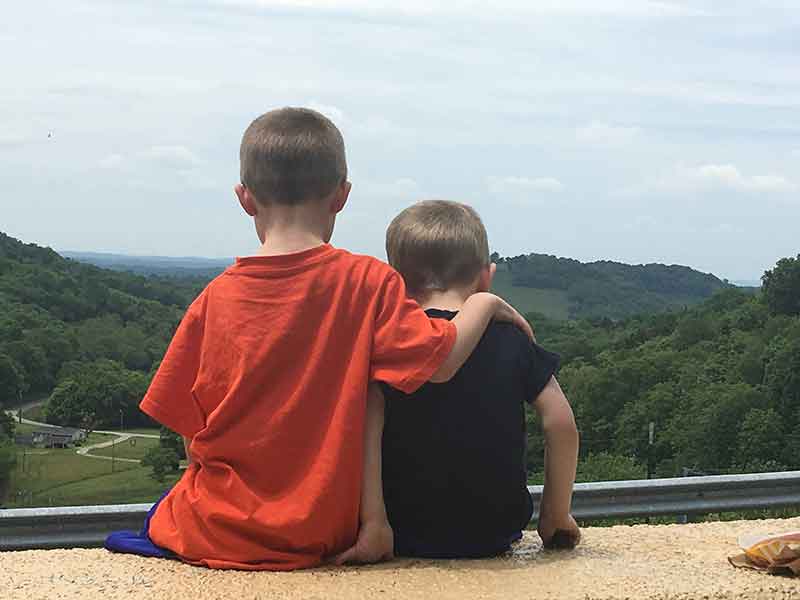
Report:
520,338,561,403
371,271,457,394
139,293,207,438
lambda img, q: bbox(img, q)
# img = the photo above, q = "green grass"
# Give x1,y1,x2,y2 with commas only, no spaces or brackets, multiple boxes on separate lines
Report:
119,427,160,436
7,443,141,507
31,466,181,506
5,423,180,507
88,435,159,460
491,269,569,320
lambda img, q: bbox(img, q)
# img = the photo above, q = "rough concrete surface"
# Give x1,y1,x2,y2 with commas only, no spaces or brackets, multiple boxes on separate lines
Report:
3,517,799,600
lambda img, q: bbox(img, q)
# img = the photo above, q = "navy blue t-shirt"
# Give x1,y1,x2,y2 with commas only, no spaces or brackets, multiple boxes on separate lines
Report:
382,308,560,558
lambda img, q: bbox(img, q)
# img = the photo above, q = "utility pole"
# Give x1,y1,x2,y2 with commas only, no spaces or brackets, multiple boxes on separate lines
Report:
120,409,124,433
111,436,115,473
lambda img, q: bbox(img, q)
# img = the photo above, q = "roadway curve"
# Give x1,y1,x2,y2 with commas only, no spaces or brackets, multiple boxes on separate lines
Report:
5,402,159,464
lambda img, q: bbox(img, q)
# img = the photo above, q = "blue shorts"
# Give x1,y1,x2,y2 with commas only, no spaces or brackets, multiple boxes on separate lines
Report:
104,489,176,559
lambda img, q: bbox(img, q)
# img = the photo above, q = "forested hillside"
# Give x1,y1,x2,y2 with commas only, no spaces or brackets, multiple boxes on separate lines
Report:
2,230,798,504
499,252,732,320
67,249,733,321
527,254,800,481
0,232,204,430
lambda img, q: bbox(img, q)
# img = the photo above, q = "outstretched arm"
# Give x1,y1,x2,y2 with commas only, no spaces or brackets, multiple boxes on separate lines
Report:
534,377,580,548
334,384,394,565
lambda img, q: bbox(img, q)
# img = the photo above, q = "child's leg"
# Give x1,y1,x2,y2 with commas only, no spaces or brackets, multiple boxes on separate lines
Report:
333,383,394,564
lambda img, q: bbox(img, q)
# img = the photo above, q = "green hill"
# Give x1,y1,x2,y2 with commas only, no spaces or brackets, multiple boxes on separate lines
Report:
490,269,569,320
0,232,203,426
65,248,732,321
496,253,731,320
524,254,800,482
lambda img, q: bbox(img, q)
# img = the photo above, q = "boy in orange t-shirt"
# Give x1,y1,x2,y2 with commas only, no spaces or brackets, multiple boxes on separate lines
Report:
133,108,533,570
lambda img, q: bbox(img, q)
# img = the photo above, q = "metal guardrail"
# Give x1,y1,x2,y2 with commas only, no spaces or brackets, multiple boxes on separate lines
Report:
1,470,798,551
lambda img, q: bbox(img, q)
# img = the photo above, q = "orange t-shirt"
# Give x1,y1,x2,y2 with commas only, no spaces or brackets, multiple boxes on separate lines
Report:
139,244,456,570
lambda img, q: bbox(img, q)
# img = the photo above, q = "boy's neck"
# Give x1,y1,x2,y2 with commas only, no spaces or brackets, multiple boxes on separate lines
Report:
255,228,327,256
417,288,475,312
252,204,334,257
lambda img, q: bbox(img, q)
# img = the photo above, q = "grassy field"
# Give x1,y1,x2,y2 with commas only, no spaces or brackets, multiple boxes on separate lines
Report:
32,465,181,506
491,269,569,320
120,427,161,436
5,424,174,507
7,442,141,507
88,435,159,460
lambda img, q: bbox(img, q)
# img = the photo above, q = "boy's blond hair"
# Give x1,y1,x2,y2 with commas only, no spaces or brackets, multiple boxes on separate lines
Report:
240,107,347,205
386,200,490,297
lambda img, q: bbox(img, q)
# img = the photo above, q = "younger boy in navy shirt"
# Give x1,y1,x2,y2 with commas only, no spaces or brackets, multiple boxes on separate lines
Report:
338,200,580,562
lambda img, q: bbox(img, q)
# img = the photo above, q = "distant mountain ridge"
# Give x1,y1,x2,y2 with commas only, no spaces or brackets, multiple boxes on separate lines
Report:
63,245,735,321
62,251,232,277
496,252,733,320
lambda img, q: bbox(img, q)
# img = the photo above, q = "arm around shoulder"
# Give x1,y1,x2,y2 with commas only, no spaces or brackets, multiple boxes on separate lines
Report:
430,292,534,383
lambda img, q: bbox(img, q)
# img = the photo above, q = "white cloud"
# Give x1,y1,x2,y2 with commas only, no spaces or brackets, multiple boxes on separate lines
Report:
356,177,419,199
307,102,346,123
576,121,641,147
625,163,798,197
0,134,28,148
97,154,124,169
306,103,407,140
212,0,706,18
681,164,796,193
487,176,564,195
141,145,203,169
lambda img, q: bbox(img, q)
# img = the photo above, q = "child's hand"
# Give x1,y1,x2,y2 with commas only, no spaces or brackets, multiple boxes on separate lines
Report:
333,519,395,565
491,295,535,342
538,514,581,550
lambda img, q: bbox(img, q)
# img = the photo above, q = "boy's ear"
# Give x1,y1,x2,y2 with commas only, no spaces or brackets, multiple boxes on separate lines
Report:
477,262,496,293
330,180,351,214
235,184,258,217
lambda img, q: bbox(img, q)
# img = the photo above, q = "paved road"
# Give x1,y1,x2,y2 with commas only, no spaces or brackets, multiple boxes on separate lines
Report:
76,433,142,464
5,401,158,465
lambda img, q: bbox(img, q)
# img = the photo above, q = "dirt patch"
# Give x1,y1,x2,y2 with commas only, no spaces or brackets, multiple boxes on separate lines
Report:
3,516,799,600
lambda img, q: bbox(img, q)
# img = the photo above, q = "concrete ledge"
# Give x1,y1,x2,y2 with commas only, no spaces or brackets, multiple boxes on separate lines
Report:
2,516,798,600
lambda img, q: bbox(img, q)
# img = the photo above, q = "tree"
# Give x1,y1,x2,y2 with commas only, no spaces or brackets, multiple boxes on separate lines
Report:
0,353,25,405
0,439,15,504
4,340,53,392
0,407,14,439
735,408,785,472
762,255,800,316
142,447,179,483
159,426,186,460
674,315,716,350
44,360,150,428
576,452,646,482
762,335,800,429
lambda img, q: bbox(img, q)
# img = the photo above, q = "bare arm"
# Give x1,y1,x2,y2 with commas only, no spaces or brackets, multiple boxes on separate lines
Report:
334,384,394,564
431,292,534,383
534,377,580,547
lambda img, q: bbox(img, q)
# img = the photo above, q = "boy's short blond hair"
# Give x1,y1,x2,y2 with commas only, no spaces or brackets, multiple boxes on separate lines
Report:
240,107,347,205
386,200,490,296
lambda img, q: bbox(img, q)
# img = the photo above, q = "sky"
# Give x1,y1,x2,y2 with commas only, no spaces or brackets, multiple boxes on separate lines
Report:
1,0,798,281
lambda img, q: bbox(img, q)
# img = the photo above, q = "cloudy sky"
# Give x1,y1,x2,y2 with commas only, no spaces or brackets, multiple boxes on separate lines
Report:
1,0,798,280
